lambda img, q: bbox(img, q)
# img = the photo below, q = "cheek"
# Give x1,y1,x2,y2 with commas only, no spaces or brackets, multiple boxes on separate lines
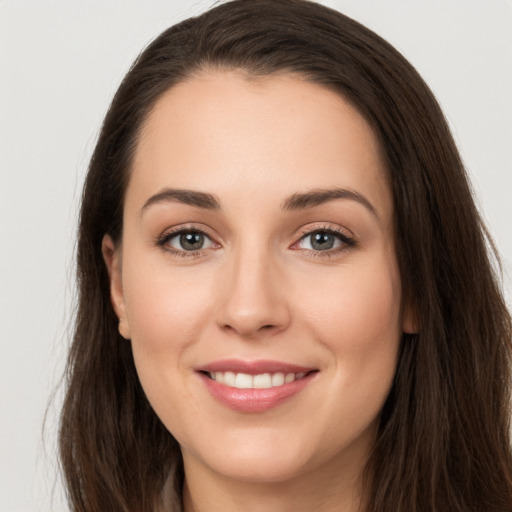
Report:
122,257,216,353
300,260,402,349
294,252,403,416
300,257,402,437
120,257,217,433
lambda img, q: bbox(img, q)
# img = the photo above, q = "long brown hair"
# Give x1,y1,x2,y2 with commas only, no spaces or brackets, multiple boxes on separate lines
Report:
60,1,512,510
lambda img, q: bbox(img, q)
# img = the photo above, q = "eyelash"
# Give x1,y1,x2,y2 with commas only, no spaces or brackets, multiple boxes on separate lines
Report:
155,225,357,259
294,226,357,258
155,226,217,258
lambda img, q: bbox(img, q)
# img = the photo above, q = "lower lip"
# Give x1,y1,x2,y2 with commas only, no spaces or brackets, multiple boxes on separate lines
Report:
199,372,316,413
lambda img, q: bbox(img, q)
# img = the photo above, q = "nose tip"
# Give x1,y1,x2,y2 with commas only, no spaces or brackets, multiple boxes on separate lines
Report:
221,312,283,339
215,256,290,339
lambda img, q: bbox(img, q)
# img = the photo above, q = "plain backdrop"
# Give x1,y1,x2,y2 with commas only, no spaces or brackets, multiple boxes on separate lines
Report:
1,1,511,510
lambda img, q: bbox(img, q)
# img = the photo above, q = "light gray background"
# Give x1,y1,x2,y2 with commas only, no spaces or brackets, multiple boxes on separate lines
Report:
1,1,511,510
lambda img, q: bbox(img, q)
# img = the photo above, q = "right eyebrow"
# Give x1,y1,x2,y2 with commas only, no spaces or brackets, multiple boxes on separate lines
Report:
141,188,221,214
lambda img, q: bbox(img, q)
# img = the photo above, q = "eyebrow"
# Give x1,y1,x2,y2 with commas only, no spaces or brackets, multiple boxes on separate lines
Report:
282,188,378,217
141,186,378,218
142,188,221,212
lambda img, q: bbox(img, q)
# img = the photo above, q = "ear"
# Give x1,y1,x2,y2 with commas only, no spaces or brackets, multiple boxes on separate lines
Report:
402,300,419,335
102,234,131,339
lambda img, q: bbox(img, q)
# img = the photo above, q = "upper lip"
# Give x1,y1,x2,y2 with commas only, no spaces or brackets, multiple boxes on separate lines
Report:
197,359,316,375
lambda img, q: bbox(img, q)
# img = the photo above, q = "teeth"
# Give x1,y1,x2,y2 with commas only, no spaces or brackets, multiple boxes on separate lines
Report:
271,373,285,386
208,371,306,389
253,373,272,389
285,373,295,384
224,371,236,387
235,373,252,389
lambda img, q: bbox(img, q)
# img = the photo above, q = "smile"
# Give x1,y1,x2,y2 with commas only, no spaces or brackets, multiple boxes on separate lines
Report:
197,360,318,413
206,371,307,389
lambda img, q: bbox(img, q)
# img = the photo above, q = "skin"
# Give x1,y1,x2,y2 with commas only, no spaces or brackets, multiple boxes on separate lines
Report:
103,70,415,512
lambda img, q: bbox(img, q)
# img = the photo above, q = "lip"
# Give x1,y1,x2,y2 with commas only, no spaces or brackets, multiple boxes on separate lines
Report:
196,359,318,413
197,359,314,375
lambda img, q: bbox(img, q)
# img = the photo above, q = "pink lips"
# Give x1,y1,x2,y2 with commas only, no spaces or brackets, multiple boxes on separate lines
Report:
196,359,317,413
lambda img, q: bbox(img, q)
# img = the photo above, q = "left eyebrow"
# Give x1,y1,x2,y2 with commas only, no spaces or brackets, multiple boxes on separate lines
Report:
281,188,378,218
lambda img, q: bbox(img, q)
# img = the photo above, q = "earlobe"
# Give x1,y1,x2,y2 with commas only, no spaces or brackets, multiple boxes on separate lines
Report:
102,234,131,339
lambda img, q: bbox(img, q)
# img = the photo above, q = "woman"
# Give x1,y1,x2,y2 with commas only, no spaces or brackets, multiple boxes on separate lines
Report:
59,0,512,510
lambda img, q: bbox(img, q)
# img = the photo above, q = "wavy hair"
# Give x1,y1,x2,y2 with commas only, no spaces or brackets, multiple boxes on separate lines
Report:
59,1,512,510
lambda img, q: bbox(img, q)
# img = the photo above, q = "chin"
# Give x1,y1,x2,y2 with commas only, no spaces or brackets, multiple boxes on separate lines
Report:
182,427,329,485
208,452,312,484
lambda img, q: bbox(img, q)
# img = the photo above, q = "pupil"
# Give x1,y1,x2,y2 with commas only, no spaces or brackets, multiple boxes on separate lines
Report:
180,232,204,251
311,232,334,250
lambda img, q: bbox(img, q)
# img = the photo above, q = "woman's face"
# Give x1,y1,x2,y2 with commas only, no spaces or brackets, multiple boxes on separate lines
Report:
104,70,413,485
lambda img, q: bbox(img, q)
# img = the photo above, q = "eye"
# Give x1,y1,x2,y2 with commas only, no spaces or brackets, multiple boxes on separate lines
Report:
294,228,356,254
157,229,217,254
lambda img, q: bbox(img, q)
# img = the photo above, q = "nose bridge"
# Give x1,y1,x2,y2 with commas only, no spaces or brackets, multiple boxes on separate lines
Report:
216,237,289,338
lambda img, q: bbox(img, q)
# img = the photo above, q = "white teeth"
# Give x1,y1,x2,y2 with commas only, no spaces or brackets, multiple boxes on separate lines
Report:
208,371,307,389
235,373,253,389
253,373,272,389
271,373,285,386
224,371,236,387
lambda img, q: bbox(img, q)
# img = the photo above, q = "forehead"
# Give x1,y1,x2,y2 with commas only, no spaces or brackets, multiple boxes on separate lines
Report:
128,70,392,220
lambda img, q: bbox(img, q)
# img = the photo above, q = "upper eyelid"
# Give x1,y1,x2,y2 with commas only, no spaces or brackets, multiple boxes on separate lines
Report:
154,225,218,251
159,224,217,240
293,227,355,248
294,223,355,241
158,223,351,238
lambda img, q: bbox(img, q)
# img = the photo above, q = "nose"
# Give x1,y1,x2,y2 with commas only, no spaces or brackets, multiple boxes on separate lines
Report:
215,246,291,339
